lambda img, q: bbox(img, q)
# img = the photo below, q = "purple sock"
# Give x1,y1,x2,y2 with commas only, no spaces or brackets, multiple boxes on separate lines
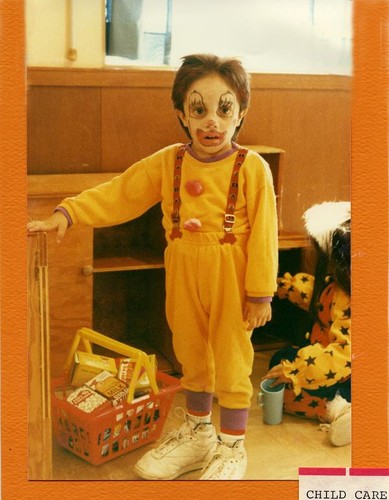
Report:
220,406,249,433
185,390,214,414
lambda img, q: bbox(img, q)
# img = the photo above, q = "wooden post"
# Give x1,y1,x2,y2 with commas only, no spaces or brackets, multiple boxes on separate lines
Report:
27,232,52,480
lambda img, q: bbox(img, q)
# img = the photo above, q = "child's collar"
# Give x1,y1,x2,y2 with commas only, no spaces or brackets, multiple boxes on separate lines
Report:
185,142,238,163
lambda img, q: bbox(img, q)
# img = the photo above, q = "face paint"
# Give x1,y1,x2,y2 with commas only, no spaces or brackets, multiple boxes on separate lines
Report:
177,74,247,159
218,92,235,118
188,90,236,120
189,91,206,119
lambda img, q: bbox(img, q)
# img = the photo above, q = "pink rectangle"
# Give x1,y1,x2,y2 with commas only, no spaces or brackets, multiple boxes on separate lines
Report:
299,467,347,476
350,468,389,476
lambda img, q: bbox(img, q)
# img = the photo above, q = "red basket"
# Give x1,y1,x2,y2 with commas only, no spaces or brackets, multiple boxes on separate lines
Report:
51,328,181,465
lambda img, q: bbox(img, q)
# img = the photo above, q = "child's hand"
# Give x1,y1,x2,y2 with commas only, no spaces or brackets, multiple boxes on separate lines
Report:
27,211,69,243
262,363,292,387
243,301,272,331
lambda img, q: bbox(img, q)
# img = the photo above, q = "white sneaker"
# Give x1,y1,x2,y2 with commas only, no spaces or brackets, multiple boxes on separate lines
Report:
133,408,217,480
200,438,247,480
328,403,351,447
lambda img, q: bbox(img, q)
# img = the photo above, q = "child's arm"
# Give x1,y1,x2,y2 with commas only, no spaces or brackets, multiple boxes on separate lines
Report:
27,211,69,244
243,301,272,331
262,363,293,387
27,151,164,240
276,272,314,311
244,154,278,303
58,161,160,228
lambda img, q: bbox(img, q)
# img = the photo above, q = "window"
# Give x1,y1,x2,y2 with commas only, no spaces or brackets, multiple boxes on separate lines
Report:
105,0,352,75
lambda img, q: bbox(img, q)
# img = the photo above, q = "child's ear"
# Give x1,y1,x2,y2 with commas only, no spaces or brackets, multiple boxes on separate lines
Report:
237,108,248,126
176,109,188,128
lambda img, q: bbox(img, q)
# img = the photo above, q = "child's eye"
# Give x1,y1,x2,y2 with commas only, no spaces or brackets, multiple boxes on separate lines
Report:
220,105,232,115
193,106,205,116
219,103,234,116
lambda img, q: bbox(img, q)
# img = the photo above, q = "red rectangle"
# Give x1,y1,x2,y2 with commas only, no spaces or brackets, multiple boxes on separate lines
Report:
299,468,347,476
350,468,389,476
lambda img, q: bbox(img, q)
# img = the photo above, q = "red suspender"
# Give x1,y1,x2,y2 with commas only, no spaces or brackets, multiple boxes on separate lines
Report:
169,146,248,243
220,148,248,244
169,145,186,241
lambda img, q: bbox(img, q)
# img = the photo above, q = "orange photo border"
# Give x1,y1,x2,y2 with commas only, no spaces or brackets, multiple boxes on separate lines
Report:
1,1,388,498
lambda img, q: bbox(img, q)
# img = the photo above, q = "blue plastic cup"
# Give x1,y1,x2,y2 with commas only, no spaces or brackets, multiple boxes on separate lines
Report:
257,378,285,425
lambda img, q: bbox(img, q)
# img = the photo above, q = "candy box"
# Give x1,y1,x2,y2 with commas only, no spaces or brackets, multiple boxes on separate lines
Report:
117,354,157,393
66,385,111,414
71,351,117,387
86,371,129,407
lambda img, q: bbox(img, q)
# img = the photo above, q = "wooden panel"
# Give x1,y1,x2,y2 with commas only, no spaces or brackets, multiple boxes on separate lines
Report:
28,197,93,375
27,86,102,174
28,232,52,480
239,88,351,232
243,145,284,229
101,87,186,169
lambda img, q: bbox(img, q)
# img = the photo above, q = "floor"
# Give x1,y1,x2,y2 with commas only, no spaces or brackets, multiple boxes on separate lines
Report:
50,347,351,481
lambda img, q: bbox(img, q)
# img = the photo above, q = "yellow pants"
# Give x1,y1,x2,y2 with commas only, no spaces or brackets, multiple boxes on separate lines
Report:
165,232,254,409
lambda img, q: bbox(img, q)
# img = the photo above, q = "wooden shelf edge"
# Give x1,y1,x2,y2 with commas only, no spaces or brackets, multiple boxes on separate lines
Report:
28,173,122,198
93,255,165,273
243,144,285,154
278,230,310,250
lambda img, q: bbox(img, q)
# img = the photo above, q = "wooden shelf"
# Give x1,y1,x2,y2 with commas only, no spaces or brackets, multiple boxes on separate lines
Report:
28,172,121,198
242,144,285,154
278,230,310,250
93,253,164,273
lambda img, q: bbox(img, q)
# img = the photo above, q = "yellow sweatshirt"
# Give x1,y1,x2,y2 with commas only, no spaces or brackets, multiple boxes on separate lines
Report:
59,143,278,298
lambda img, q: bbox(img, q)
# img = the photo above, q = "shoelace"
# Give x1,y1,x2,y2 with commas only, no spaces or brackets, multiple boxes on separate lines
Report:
154,407,211,455
203,439,243,472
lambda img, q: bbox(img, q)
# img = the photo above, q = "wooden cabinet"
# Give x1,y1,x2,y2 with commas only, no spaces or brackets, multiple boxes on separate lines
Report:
28,175,97,375
28,146,309,376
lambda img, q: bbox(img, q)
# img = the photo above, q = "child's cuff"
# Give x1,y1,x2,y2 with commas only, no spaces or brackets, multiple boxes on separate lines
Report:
246,296,272,303
54,206,73,227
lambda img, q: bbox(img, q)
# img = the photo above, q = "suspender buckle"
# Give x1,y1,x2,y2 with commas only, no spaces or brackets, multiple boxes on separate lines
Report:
223,214,236,231
224,214,236,224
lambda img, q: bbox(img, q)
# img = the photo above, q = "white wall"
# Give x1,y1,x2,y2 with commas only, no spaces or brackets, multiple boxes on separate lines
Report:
170,0,352,75
25,0,352,74
25,0,105,67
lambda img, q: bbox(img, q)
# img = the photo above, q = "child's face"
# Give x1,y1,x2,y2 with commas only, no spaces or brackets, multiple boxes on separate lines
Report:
177,74,247,159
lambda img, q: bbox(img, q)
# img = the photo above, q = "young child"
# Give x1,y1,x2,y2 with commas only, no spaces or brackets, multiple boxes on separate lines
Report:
262,201,351,447
27,54,278,479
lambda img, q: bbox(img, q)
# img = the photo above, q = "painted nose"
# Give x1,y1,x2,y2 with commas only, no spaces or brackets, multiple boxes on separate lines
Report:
206,117,217,128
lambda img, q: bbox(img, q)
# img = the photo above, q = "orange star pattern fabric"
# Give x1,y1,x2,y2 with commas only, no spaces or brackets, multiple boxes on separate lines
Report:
277,273,351,420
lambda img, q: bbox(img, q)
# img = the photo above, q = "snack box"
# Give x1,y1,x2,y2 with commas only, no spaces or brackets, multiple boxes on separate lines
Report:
71,351,118,387
117,354,157,393
85,371,129,406
66,385,111,414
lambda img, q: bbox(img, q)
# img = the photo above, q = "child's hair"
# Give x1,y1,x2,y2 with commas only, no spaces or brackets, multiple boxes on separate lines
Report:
309,219,351,322
171,54,251,139
331,219,351,295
